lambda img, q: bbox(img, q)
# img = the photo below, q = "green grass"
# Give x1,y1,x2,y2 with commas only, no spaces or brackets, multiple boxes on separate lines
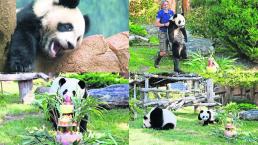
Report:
129,107,258,145
129,47,174,73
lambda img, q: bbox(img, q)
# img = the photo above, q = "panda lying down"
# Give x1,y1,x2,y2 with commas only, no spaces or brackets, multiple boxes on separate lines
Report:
49,77,88,132
143,107,177,130
5,0,90,72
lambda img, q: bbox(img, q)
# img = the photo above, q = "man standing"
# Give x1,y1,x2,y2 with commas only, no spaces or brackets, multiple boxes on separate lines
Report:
154,1,174,68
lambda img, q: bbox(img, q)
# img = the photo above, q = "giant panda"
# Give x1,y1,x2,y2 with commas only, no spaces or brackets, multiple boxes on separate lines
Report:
143,107,177,130
49,77,88,132
5,0,90,72
168,13,187,73
198,109,217,126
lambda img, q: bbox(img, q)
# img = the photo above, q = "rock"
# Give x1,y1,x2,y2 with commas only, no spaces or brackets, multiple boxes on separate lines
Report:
239,110,258,121
88,84,129,107
186,37,215,55
35,86,50,94
35,31,129,73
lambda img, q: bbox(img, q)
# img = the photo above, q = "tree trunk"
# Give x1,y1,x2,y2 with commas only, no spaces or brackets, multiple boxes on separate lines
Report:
182,0,190,14
0,0,16,71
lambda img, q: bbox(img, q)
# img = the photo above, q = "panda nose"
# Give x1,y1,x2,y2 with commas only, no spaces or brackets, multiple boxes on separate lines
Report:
178,20,181,24
67,41,75,49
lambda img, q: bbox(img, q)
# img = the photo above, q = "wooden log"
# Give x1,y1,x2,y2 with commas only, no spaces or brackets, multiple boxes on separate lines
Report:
18,80,34,104
129,35,149,42
144,74,202,81
0,73,49,81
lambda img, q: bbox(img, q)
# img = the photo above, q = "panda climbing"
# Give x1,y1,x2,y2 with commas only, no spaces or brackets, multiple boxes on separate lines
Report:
168,13,187,73
143,107,177,130
49,77,88,132
5,0,90,72
198,110,217,126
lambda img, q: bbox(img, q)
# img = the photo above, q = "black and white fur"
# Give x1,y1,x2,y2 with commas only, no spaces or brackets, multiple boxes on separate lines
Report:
198,110,216,126
49,77,88,132
168,13,187,73
5,0,90,72
143,107,176,130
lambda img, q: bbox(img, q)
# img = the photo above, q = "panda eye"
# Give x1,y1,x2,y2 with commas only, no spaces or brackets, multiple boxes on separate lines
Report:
72,91,76,96
57,23,73,32
63,89,68,95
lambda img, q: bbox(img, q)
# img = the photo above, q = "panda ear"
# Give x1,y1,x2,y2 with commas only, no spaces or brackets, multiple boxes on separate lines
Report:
200,110,204,113
173,14,178,19
78,80,86,89
58,0,80,8
83,15,90,34
181,13,184,16
59,78,66,87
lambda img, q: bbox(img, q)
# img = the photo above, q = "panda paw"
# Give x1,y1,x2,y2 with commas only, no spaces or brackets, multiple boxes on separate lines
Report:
8,60,33,72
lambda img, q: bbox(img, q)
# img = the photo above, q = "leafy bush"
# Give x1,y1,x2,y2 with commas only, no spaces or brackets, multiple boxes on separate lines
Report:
149,35,159,45
129,22,147,36
129,0,159,24
237,103,257,111
187,0,258,62
64,73,128,89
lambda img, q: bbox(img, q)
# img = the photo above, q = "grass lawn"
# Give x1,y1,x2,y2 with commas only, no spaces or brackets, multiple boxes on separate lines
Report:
0,81,129,144
129,107,258,145
129,47,174,73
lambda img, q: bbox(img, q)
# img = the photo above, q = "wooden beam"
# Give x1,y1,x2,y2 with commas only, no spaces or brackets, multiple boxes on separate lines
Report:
0,73,49,81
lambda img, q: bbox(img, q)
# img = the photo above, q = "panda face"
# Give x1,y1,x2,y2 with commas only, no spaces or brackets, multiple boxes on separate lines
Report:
57,78,87,104
143,114,151,128
198,110,211,121
172,14,185,28
40,6,85,58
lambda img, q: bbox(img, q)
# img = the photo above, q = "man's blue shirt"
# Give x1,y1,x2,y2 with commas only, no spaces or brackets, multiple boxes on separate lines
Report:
156,9,174,32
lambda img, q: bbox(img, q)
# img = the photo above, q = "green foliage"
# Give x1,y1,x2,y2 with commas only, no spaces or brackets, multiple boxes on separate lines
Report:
129,22,147,36
20,127,56,145
149,35,159,45
129,98,143,120
83,131,118,145
187,0,258,61
237,103,258,111
129,0,159,24
64,73,128,89
73,97,105,125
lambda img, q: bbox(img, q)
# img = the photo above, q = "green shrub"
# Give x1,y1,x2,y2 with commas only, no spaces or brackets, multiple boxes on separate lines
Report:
187,0,258,62
129,22,147,36
238,103,257,111
149,35,159,45
64,73,128,89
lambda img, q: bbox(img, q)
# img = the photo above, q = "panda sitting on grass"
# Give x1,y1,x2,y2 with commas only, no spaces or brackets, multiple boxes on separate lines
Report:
198,109,217,126
143,107,177,130
168,13,187,73
49,77,88,132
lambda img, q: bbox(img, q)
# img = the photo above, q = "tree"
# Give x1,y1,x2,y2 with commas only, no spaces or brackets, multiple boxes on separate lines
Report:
0,0,16,71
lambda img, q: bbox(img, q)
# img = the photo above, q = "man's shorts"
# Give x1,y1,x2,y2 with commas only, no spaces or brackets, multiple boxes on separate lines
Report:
158,31,169,52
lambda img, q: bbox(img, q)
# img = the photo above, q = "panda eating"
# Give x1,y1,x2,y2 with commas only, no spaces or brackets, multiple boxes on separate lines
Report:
168,13,187,73
198,109,217,126
143,107,177,130
5,0,90,72
49,77,88,132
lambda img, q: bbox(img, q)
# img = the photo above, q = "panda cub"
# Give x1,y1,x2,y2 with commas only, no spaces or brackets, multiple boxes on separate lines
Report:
5,0,90,72
168,13,187,73
49,77,88,132
143,107,177,130
198,110,217,126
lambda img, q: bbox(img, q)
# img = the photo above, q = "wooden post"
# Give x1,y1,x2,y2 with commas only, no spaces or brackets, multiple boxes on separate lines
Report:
206,79,215,104
182,0,190,14
18,80,34,104
133,83,137,99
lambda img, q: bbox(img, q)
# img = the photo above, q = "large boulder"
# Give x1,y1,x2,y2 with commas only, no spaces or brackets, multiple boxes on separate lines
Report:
88,84,129,108
239,110,258,121
35,32,129,73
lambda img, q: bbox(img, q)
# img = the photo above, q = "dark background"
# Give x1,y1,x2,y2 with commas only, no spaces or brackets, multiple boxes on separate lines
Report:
16,0,129,37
